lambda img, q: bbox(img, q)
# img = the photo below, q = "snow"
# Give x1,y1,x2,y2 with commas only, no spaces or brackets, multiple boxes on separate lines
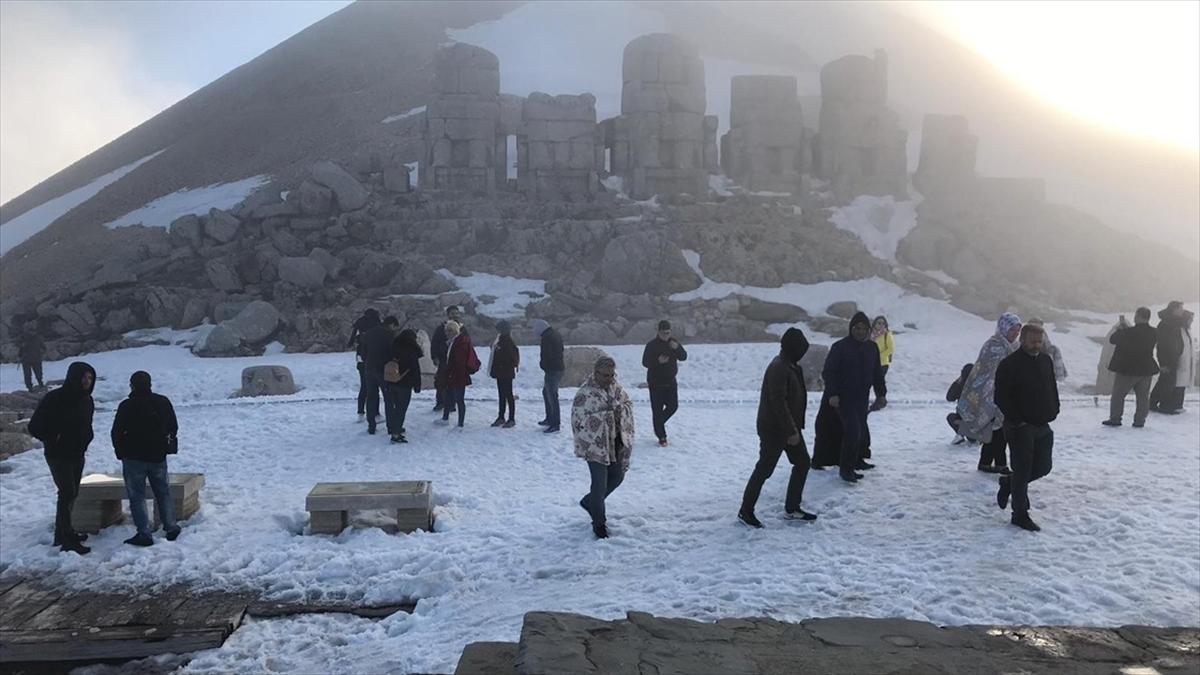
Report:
105,175,272,230
0,323,1196,673
382,106,426,124
829,192,922,263
436,270,547,319
921,269,960,286
0,150,163,256
406,161,419,188
708,174,736,197
600,175,625,196
123,323,214,349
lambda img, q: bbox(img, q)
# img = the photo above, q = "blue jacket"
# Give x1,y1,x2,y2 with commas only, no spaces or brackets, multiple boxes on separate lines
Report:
822,335,886,410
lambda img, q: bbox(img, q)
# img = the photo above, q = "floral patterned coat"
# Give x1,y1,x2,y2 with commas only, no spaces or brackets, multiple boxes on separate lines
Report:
571,374,636,470
956,332,1018,443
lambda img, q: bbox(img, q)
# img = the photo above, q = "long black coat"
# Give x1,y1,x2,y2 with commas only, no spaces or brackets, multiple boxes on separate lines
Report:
361,324,396,374
28,361,96,459
1156,310,1187,371
111,390,178,463
390,338,424,391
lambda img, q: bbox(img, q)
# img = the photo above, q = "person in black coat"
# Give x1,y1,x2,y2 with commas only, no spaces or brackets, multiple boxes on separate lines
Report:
642,320,688,446
946,362,974,443
738,328,816,528
1104,307,1159,428
348,308,380,417
532,319,565,433
812,312,887,483
431,306,463,413
27,361,96,554
18,323,45,391
994,324,1060,532
489,320,520,428
1149,301,1193,414
361,316,400,435
386,329,423,443
111,371,181,546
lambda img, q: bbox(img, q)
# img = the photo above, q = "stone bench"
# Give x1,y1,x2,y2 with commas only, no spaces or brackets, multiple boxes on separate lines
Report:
305,481,432,535
73,473,205,533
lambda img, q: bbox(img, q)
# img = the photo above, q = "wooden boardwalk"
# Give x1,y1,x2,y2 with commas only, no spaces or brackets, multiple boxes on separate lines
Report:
0,577,414,665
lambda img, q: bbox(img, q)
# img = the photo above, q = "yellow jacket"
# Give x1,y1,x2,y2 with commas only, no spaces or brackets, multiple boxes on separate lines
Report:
875,332,895,367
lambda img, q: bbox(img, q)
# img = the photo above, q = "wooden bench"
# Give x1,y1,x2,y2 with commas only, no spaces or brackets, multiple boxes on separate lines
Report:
73,473,205,533
305,481,432,535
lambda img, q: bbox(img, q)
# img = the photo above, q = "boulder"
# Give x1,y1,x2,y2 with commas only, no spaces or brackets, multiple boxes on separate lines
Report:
562,346,610,387
297,180,333,216
355,251,402,288
205,257,243,291
214,300,250,323
311,160,370,211
568,322,620,345
56,303,97,336
100,307,136,335
168,214,203,249
809,315,849,336
178,298,208,329
308,248,343,278
278,256,328,289
800,343,829,391
0,431,38,460
145,287,185,327
238,365,298,397
192,324,241,356
598,232,700,295
206,208,241,243
223,300,282,345
740,297,807,324
269,228,307,257
826,301,858,319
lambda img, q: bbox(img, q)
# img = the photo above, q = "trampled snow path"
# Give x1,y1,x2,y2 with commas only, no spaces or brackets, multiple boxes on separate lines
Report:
1,355,1198,673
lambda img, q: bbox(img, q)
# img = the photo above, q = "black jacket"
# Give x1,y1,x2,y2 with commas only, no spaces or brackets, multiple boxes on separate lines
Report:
757,354,807,441
348,314,380,357
111,390,178,463
642,338,687,387
946,363,973,402
361,324,396,374
490,334,520,380
539,328,564,372
994,348,1060,426
1108,323,1159,376
1156,310,1188,371
390,338,424,391
822,336,886,410
18,333,44,363
431,323,449,366
28,361,96,459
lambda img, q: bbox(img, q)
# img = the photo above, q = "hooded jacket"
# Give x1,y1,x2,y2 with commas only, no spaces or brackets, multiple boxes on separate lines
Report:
756,328,809,441
1156,308,1189,371
111,381,178,463
822,313,886,410
538,325,565,372
28,361,96,459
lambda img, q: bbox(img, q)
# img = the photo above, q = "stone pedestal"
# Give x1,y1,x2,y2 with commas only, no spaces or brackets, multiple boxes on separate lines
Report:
305,480,433,535
73,473,206,534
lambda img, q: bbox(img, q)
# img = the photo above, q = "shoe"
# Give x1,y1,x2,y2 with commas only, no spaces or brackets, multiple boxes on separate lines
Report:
390,434,402,443
60,540,91,555
357,413,365,422
952,436,966,445
840,472,860,483
433,405,444,412
502,420,516,428
491,417,505,427
537,419,549,426
593,523,609,539
658,438,668,447
124,533,154,547
1166,408,1184,415
399,434,409,443
737,510,764,529
998,465,1012,475
977,464,1001,474
810,464,827,471
854,460,875,470
997,476,1011,510
367,424,377,435
1101,419,1122,427
851,471,864,479
165,527,181,542
543,426,560,434
784,509,818,521
1011,513,1040,532
1132,422,1145,428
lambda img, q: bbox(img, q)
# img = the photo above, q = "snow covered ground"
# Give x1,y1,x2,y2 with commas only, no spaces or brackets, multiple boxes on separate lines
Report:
105,175,273,230
830,192,922,263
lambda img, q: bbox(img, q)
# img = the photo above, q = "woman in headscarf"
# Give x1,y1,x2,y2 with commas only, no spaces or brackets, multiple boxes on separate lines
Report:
956,312,1022,473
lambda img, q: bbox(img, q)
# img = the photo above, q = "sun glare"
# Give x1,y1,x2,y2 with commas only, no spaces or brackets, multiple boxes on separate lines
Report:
912,0,1200,150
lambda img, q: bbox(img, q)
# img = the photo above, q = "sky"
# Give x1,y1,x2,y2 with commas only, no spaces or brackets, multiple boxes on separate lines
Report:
0,0,1197,205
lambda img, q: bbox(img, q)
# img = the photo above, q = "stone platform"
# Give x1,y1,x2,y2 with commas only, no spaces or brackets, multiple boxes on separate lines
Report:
305,480,432,535
73,473,204,533
455,611,1199,675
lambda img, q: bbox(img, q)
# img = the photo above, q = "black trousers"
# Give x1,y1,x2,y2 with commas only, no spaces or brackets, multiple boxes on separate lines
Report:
22,361,43,390
1005,423,1053,515
46,454,85,542
1149,370,1186,411
356,362,367,414
496,378,515,421
838,406,868,476
741,436,810,514
649,385,679,441
384,384,412,435
434,361,446,409
364,371,384,427
979,426,1008,467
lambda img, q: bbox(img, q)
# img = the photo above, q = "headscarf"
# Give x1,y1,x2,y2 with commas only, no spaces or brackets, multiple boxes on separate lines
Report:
996,312,1022,339
870,316,889,340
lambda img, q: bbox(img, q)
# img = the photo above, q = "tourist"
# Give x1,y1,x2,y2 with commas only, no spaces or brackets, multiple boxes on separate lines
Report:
1026,318,1067,380
488,320,520,428
532,319,565,433
641,320,687,447
1103,308,1158,428
431,305,462,413
18,322,45,391
812,312,887,483
572,356,635,539
110,371,181,546
945,362,974,444
957,313,1022,474
738,328,816,528
385,328,424,443
347,308,380,420
1149,301,1194,415
871,315,895,386
994,323,1060,532
27,361,97,555
441,321,481,427
362,316,400,435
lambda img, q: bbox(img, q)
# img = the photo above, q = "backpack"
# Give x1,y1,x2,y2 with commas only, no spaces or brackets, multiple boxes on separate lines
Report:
384,359,403,383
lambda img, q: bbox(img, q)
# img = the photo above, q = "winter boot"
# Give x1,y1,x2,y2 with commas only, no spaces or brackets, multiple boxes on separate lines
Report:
1011,513,1040,532
491,417,505,427
59,540,91,555
165,526,182,542
737,510,764,529
1101,419,1122,427
592,523,609,539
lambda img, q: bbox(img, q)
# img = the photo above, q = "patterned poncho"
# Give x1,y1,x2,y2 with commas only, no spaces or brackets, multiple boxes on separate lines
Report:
571,374,636,470
956,331,1019,443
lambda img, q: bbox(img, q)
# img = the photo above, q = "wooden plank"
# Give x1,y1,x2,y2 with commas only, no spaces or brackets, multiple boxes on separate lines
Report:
128,587,193,627
0,583,63,630
0,578,25,598
0,625,226,662
197,592,253,631
23,591,100,631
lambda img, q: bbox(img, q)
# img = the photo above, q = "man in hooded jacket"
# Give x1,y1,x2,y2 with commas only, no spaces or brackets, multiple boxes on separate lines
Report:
111,371,181,546
815,312,887,483
348,308,380,418
738,328,817,528
28,361,97,554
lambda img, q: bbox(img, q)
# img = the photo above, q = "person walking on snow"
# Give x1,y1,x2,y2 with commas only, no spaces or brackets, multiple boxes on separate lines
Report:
532,319,565,433
573,356,635,540
431,305,462,413
642,320,687,446
488,320,520,428
18,322,45,391
347,308,380,419
994,323,1060,532
441,321,480,428
362,316,400,435
385,328,423,443
812,312,887,483
738,328,817,528
871,315,895,387
111,371,182,546
956,313,1022,474
1103,308,1158,428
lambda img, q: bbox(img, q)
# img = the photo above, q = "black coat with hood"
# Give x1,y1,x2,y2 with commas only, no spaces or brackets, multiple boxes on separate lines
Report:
111,385,178,464
756,328,809,441
1156,308,1190,371
28,362,96,459
822,312,887,411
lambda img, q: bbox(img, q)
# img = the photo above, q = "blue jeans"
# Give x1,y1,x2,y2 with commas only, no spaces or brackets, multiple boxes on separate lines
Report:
582,460,625,527
123,459,176,537
542,370,564,428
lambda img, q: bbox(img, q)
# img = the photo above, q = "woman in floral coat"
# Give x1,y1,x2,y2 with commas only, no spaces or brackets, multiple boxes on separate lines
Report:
956,312,1022,472
572,356,635,539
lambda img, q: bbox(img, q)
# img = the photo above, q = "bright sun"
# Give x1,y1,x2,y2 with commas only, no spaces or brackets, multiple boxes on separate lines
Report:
912,0,1200,150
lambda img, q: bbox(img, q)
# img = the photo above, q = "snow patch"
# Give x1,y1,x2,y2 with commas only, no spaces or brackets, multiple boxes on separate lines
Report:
436,270,547,319
105,175,272,230
921,269,959,286
382,106,427,124
0,150,163,256
829,193,921,263
123,324,214,349
600,175,625,196
406,162,420,188
708,174,736,197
